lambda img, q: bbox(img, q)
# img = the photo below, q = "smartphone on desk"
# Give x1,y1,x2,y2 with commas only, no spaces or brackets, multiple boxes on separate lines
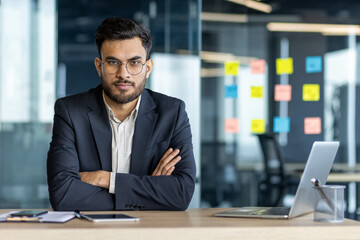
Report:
81,213,140,222
10,210,48,218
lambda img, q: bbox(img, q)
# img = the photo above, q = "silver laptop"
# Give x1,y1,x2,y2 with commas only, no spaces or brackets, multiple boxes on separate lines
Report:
214,141,340,219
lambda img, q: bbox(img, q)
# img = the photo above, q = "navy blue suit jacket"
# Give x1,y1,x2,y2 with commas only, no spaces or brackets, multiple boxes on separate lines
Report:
47,85,196,211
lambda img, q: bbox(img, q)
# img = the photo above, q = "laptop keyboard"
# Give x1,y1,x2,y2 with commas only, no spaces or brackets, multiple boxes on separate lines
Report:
250,207,291,216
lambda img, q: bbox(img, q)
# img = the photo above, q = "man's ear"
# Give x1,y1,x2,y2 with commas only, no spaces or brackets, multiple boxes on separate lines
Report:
94,57,102,77
145,59,153,79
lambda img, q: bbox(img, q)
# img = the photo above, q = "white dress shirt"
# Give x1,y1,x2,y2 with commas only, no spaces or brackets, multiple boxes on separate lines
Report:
102,91,141,194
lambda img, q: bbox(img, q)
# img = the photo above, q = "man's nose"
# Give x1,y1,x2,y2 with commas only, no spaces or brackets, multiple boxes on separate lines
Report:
115,63,130,78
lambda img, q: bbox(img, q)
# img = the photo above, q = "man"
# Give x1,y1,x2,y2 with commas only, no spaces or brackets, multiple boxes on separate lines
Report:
47,17,196,211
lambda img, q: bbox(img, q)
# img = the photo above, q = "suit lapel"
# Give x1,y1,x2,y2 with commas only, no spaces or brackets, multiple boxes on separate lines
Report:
87,86,112,171
130,89,158,175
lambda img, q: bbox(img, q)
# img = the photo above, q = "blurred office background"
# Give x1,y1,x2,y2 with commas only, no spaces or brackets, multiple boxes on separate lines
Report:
1,0,360,219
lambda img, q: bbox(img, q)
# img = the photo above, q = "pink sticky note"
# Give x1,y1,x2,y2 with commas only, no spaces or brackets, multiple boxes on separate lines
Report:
250,59,266,74
304,117,321,135
225,118,239,133
274,84,292,101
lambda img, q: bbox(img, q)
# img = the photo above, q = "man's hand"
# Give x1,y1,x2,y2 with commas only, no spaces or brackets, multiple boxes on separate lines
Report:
79,170,110,189
152,148,181,176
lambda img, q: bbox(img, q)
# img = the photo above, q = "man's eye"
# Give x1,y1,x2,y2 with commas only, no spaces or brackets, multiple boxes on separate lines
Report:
129,60,141,65
107,60,119,65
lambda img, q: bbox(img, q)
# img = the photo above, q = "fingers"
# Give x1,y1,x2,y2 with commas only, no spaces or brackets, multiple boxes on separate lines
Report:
160,148,174,162
165,166,175,175
160,156,181,175
152,148,181,176
163,154,182,175
79,172,90,184
152,148,173,176
79,172,85,181
159,149,180,171
78,171,110,189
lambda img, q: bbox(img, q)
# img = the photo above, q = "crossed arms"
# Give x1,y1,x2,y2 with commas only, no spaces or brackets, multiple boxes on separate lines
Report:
79,148,182,189
47,95,196,211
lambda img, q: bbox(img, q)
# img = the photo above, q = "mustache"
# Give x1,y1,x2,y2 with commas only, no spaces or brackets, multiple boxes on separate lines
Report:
113,79,135,86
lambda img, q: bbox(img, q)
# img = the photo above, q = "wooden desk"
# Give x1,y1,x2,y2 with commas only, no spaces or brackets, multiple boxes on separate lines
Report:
0,208,359,240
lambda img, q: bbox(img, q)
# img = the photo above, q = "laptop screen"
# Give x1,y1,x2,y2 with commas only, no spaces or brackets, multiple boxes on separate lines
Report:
289,141,339,218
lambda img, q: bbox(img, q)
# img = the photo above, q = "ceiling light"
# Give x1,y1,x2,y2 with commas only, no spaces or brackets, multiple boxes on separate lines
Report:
226,0,272,13
201,51,256,64
267,22,360,35
177,50,256,64
201,12,248,23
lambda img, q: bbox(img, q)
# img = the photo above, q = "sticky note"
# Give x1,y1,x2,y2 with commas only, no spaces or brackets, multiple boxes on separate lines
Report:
276,58,293,75
224,61,239,76
273,117,290,133
225,118,239,133
250,59,266,74
251,86,263,98
225,85,238,98
306,56,322,73
274,84,292,101
251,119,265,133
303,84,320,101
304,117,321,135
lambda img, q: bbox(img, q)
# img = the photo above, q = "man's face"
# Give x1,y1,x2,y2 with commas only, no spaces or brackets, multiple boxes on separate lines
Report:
94,37,153,104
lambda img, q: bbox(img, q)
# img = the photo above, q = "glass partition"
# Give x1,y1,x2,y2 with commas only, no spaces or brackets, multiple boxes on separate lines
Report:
0,0,56,208
200,0,360,218
0,0,201,209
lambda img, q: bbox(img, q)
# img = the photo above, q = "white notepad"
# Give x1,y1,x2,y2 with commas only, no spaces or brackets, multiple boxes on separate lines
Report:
0,211,75,223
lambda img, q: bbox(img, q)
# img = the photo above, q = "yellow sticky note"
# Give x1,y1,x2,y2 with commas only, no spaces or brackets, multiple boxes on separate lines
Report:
303,84,320,101
251,119,265,133
224,61,239,76
251,86,263,98
225,118,239,133
276,58,293,75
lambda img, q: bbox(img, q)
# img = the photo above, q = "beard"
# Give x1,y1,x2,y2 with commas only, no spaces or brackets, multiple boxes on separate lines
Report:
102,75,146,104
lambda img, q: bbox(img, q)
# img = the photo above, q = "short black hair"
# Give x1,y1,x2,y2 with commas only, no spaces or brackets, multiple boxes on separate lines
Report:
95,17,152,59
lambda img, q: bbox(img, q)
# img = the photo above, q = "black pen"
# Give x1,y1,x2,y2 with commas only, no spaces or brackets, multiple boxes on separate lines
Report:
74,210,92,221
74,210,82,219
310,178,335,210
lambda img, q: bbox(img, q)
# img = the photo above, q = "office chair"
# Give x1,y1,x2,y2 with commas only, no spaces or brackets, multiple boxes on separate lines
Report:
257,133,286,207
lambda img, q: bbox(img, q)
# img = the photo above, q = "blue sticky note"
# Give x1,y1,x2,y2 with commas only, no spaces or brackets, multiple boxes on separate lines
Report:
225,85,238,98
273,117,290,133
306,56,322,73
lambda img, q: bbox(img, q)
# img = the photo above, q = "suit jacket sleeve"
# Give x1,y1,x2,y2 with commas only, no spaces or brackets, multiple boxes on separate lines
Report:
47,98,115,211
114,100,196,211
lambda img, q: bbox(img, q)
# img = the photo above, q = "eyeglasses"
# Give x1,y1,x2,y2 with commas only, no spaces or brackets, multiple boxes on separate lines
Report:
102,59,147,75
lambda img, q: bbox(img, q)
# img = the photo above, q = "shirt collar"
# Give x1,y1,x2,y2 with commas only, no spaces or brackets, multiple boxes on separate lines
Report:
102,91,141,123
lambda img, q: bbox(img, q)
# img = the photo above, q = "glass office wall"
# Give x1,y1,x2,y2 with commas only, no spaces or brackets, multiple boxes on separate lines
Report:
0,0,201,209
200,0,360,217
0,0,56,208
0,0,200,209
